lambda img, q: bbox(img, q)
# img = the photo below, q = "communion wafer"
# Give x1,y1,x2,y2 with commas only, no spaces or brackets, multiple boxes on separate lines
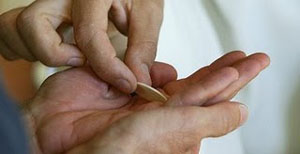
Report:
135,82,168,102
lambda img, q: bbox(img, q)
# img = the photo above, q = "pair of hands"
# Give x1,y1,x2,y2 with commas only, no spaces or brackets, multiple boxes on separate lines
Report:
0,1,270,153
0,0,163,93
24,51,270,154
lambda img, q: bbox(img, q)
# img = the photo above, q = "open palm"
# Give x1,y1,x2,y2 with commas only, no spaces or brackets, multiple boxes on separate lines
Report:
27,51,269,154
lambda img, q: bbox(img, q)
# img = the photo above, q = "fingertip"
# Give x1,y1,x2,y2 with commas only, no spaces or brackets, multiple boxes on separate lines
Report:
67,57,85,66
124,54,153,86
106,74,137,94
223,102,249,127
115,78,136,94
248,52,271,70
115,65,137,94
238,103,249,126
90,57,137,94
138,63,152,85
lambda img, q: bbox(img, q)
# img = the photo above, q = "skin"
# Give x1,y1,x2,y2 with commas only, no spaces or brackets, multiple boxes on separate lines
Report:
0,0,164,94
23,51,270,154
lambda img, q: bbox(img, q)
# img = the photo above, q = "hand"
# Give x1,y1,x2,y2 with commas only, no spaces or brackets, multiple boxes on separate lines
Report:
24,51,269,154
0,0,164,93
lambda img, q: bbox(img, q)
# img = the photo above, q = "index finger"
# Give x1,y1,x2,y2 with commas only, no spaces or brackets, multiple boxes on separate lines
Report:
73,0,136,93
124,0,164,85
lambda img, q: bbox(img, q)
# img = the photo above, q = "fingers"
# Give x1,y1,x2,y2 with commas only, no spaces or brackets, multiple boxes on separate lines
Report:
124,0,164,85
163,51,246,95
188,51,246,83
73,0,136,93
16,0,84,66
166,67,239,106
150,62,178,88
206,53,270,105
164,51,270,106
248,52,270,70
0,8,33,61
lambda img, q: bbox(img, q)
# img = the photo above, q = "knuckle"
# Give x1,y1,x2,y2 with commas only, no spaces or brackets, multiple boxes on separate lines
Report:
16,10,28,27
218,105,239,135
219,116,232,136
127,40,157,63
188,85,209,104
16,9,39,31
143,41,158,54
36,40,65,66
74,24,105,50
137,41,157,52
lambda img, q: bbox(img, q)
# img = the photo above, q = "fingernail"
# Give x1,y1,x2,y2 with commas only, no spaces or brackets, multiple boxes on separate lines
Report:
239,104,249,126
67,58,85,66
116,79,133,93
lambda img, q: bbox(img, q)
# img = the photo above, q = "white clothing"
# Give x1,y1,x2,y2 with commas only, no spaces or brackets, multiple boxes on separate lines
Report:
157,0,300,154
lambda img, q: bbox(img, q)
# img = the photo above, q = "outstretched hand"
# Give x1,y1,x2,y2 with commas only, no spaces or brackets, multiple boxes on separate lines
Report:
25,51,269,154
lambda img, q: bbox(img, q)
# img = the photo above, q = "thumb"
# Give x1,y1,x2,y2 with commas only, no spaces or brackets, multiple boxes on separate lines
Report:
198,102,248,138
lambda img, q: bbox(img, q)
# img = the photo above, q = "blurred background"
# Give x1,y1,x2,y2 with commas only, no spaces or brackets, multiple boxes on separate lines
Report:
0,0,299,154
